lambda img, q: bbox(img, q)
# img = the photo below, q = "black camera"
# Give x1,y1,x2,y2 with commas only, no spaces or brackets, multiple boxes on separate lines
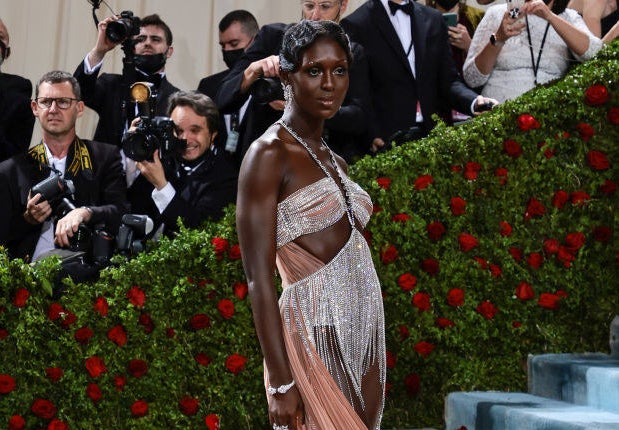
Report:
106,11,141,44
116,214,154,257
122,116,187,162
31,174,75,206
249,77,285,104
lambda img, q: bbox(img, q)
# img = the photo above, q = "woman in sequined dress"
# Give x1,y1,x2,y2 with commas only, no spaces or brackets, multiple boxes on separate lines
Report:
236,20,385,430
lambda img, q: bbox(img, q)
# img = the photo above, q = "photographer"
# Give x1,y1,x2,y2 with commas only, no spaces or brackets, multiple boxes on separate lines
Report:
126,91,237,236
215,0,372,164
0,71,127,266
74,13,179,149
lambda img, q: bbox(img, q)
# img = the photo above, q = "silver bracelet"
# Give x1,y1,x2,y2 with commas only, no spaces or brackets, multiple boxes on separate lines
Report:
267,380,295,396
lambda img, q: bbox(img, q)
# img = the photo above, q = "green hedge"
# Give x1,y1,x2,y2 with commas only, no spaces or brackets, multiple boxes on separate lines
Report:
1,42,618,429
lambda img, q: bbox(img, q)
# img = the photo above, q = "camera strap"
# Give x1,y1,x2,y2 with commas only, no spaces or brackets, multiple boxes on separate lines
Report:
525,17,550,86
29,137,94,180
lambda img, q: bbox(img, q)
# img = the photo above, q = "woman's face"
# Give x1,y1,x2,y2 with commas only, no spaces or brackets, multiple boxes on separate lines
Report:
286,37,349,120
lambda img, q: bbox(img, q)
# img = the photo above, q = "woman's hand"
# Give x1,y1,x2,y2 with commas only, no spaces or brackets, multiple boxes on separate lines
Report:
522,0,554,21
269,386,304,430
495,10,526,43
448,23,472,52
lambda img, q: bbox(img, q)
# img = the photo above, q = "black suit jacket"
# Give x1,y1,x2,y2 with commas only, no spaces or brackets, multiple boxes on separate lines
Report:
74,61,180,147
341,0,478,142
215,23,372,163
0,73,34,161
127,147,238,236
0,139,128,261
197,69,232,154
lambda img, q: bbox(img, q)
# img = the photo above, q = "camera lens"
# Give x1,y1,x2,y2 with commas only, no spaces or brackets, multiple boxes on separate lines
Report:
249,78,284,104
122,132,158,162
106,19,132,43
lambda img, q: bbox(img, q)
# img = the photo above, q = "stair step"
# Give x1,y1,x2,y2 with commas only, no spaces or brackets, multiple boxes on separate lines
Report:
528,353,619,413
445,391,619,430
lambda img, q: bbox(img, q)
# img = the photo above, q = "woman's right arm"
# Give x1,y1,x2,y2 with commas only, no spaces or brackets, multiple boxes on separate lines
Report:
236,139,303,429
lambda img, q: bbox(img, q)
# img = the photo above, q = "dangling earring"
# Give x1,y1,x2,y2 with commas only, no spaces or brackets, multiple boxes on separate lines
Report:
283,84,293,104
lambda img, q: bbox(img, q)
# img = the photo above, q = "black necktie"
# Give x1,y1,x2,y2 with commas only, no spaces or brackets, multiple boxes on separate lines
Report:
388,0,414,15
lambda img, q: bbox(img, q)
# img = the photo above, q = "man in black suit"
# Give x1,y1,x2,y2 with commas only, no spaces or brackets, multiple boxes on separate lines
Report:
74,14,179,149
197,10,259,164
215,0,373,164
0,71,127,264
126,91,237,236
0,18,34,161
341,0,497,151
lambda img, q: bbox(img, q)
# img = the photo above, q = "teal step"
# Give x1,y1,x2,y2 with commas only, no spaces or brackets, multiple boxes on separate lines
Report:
528,353,619,413
445,391,619,430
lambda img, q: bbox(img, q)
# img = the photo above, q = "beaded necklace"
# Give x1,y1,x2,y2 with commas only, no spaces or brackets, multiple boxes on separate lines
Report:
278,119,355,227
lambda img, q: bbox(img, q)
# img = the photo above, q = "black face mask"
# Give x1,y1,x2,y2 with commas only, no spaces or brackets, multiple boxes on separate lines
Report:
435,0,460,10
222,48,244,69
133,53,167,75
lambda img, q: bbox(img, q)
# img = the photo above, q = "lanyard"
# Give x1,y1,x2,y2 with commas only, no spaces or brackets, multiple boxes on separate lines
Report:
526,16,551,86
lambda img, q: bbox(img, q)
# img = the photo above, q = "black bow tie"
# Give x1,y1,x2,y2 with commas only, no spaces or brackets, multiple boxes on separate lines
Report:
388,0,414,15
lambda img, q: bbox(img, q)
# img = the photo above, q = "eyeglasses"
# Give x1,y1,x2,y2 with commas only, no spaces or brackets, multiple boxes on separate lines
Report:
302,1,340,13
35,97,79,110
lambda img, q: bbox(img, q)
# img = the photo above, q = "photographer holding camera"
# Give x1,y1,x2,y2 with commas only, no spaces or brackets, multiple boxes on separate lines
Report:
126,91,238,236
0,71,127,267
74,13,179,149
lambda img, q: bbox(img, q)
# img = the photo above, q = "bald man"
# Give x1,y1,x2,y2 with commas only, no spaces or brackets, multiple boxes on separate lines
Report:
0,18,34,160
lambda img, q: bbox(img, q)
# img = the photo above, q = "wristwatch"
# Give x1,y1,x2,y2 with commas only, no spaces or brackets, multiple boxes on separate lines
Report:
490,33,504,48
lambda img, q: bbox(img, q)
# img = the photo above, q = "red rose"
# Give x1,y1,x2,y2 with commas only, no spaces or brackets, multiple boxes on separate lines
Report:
515,281,535,300
114,375,126,391
543,148,555,159
447,288,465,307
592,226,612,242
47,419,68,430
47,303,64,321
107,325,128,347
398,325,410,340
565,232,586,253
495,167,508,185
436,317,455,329
458,233,479,252
127,359,148,378
217,299,235,319
380,244,398,264
474,256,488,269
463,162,481,180
476,300,499,320
576,123,595,141
503,139,523,158
525,197,546,220
85,356,107,378
8,415,25,430
233,282,248,300
0,374,16,394
194,353,213,367
228,244,241,260
427,221,446,241
376,177,391,189
93,296,109,317
499,220,512,237
509,247,523,262
60,311,77,330
373,204,382,213
584,84,609,106
570,191,590,206
126,285,146,308
46,367,63,383
527,252,544,269
86,383,102,402
404,373,421,397
205,414,220,430
179,396,199,416
512,321,522,329
392,213,412,223
13,288,30,308
74,326,94,345
517,113,540,131
557,246,576,268
599,179,617,195
608,107,619,124
166,327,176,338
225,353,247,375
538,292,561,310
397,273,417,291
420,258,440,276
414,341,435,357
543,238,560,255
489,264,502,278
412,292,431,312
414,174,434,190
211,237,229,259
131,399,149,417
189,314,211,330
386,350,397,369
138,313,155,334
31,398,56,420
552,190,569,209
450,196,467,216
586,150,610,170
0,328,8,341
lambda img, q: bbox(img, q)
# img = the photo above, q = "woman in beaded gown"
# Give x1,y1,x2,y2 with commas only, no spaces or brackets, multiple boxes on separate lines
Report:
236,20,385,430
